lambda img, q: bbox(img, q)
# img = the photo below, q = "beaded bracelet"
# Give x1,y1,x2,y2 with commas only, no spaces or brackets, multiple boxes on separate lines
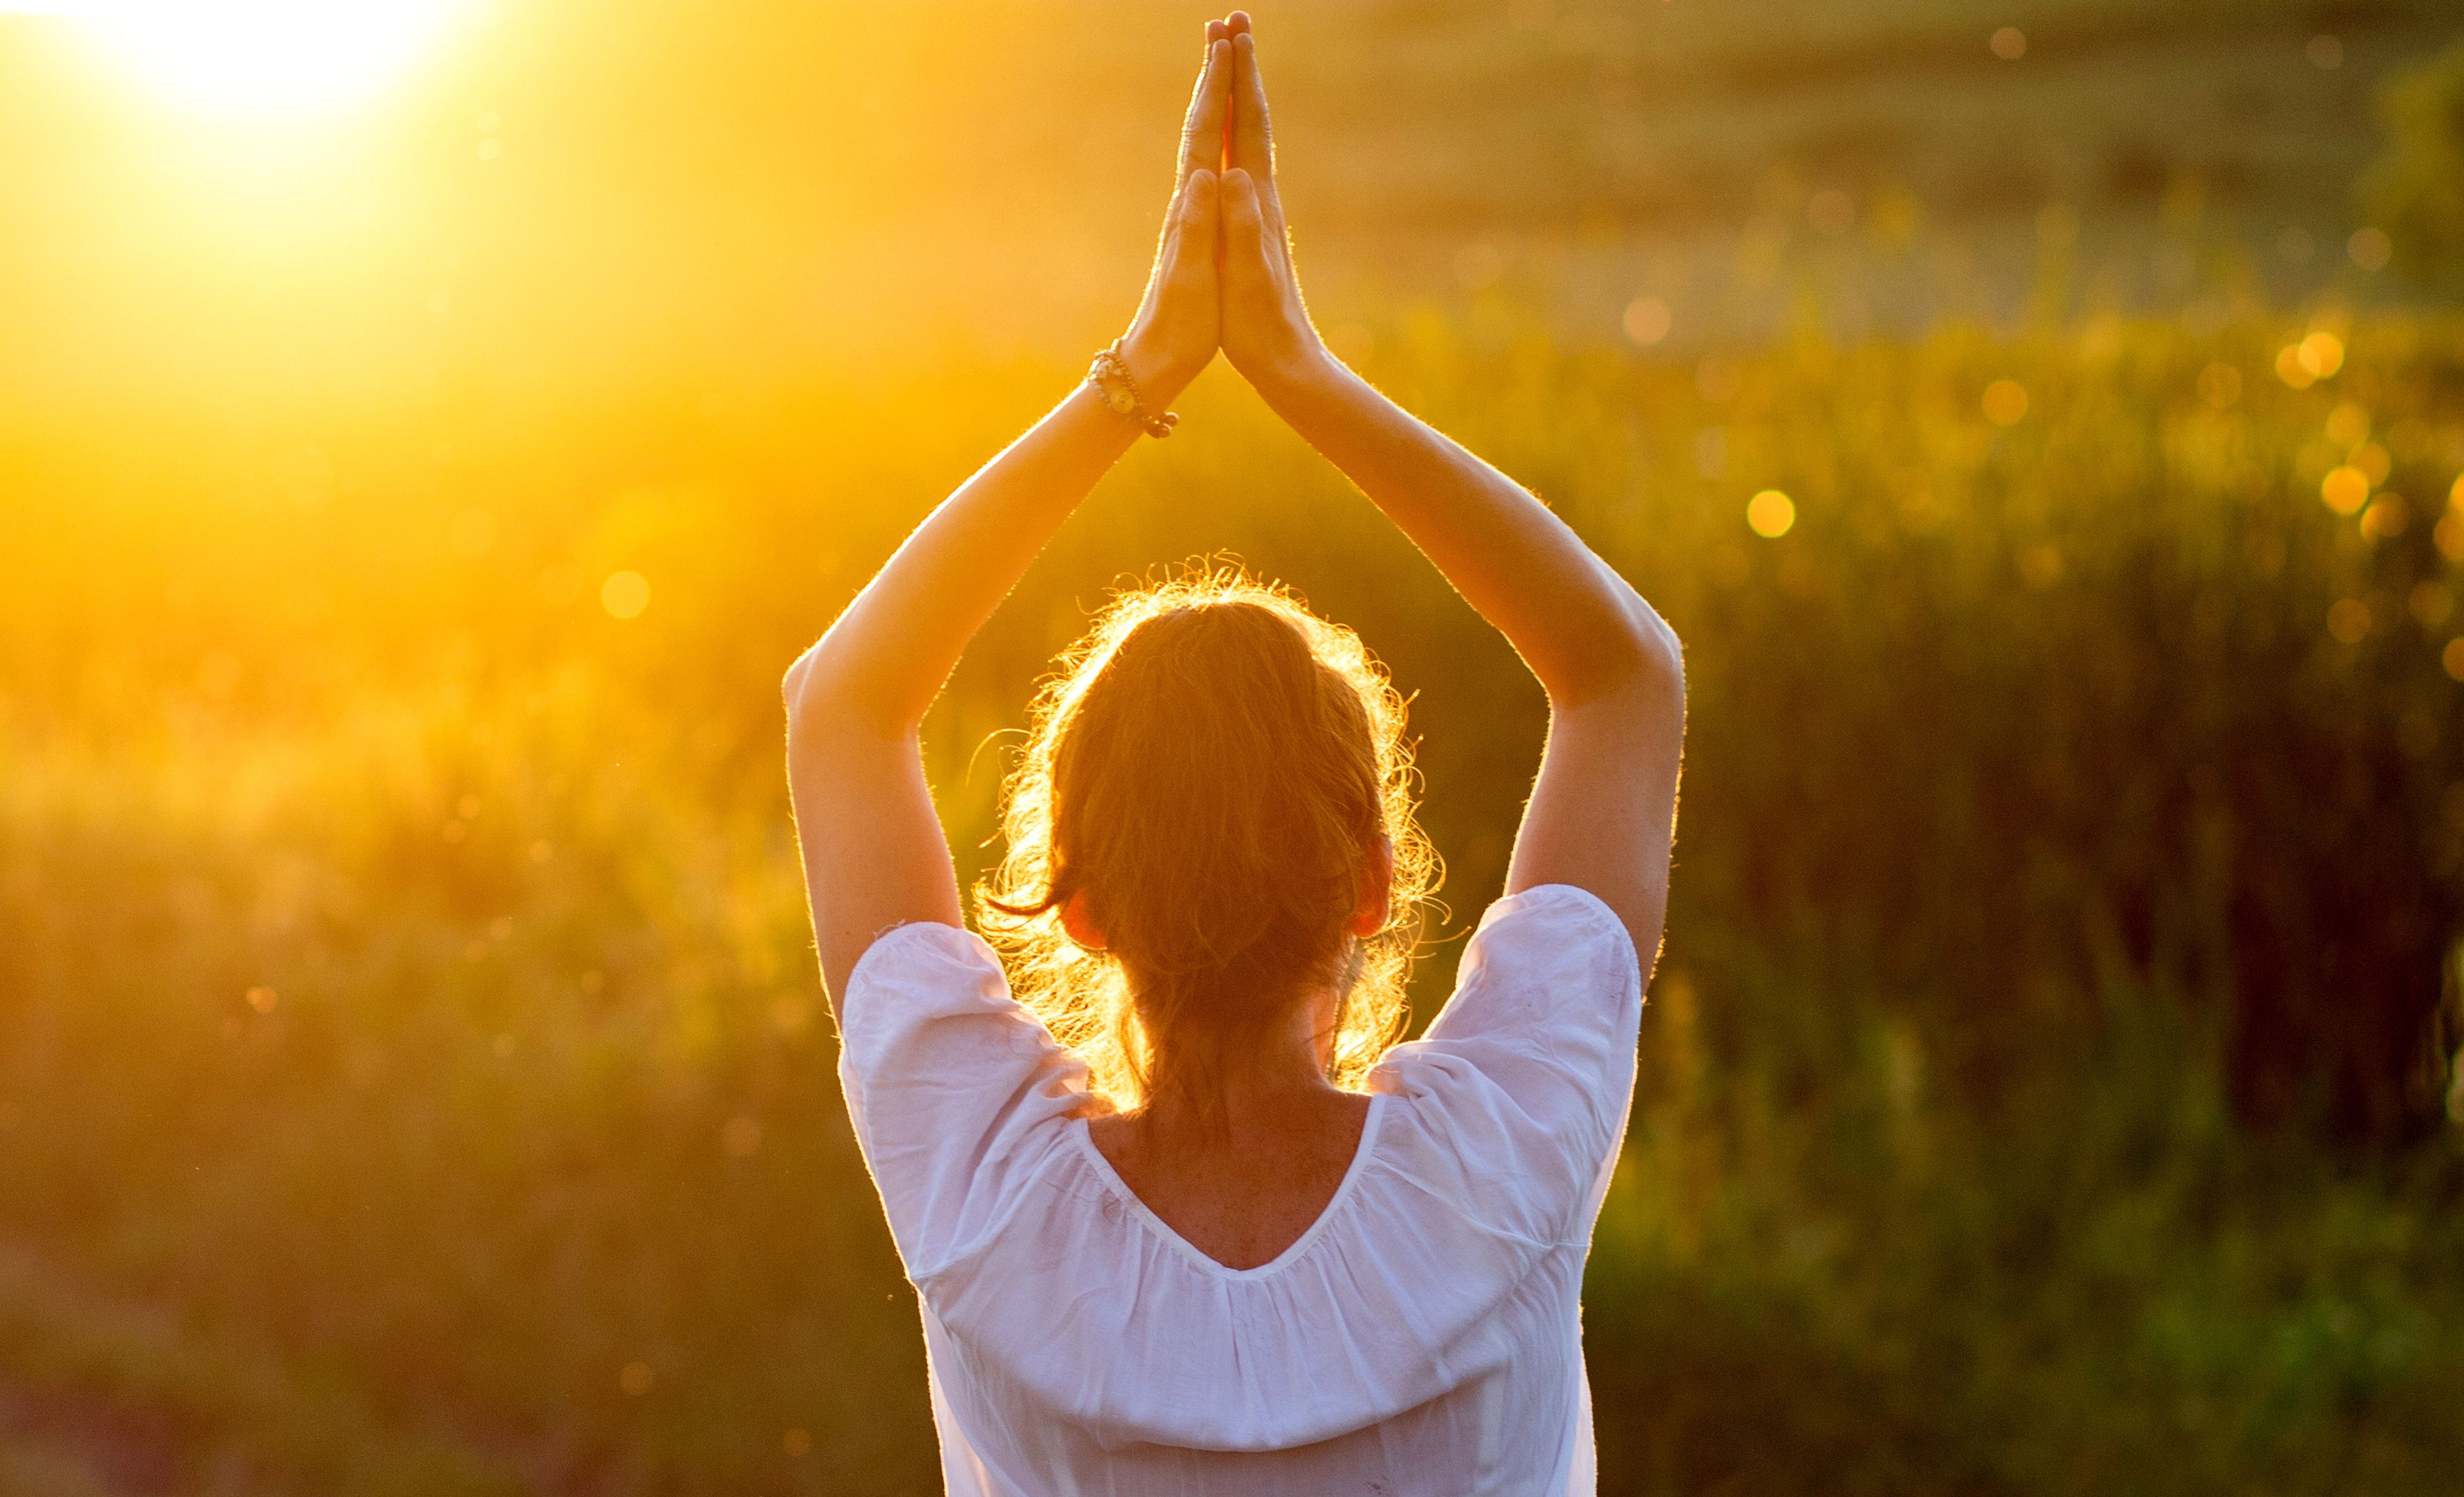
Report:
1086,340,1178,438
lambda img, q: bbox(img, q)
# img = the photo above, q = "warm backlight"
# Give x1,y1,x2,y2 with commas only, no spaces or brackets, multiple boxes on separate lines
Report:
45,0,466,118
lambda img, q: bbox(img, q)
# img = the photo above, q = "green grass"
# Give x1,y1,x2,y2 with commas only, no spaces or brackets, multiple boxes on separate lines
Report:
4,306,2464,1491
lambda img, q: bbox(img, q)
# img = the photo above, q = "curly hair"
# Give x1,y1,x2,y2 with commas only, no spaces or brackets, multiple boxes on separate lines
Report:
977,563,1439,1128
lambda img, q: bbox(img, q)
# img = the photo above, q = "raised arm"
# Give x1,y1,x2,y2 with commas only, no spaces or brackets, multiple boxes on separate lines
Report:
785,26,1233,1011
1212,16,1683,963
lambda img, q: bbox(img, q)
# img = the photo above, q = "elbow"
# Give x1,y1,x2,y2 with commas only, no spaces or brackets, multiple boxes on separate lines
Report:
781,644,844,748
1609,596,1686,712
783,639,903,751
1552,572,1683,712
781,651,812,715
1631,600,1684,696
782,647,823,734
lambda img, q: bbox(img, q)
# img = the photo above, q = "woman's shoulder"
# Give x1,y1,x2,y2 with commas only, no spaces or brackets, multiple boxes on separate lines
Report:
835,918,1075,1086
1362,883,1644,1228
1385,881,1641,1057
1464,882,1639,977
841,918,1004,1019
832,919,1103,1278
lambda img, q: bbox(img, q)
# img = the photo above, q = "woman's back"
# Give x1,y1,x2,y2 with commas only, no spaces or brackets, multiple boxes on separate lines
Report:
838,885,1642,1494
782,13,1683,1490
1086,1089,1371,1271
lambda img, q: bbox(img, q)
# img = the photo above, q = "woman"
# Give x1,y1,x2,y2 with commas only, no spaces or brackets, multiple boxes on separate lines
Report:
783,13,1684,1493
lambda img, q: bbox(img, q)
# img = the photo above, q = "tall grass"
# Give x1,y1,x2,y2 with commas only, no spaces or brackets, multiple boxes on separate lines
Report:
3,309,2461,1491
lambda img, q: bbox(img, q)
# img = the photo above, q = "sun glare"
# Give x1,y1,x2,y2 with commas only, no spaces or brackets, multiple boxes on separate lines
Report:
39,0,467,118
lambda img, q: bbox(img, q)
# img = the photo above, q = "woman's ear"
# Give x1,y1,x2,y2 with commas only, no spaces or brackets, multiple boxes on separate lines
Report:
1060,891,1108,951
1347,835,1394,937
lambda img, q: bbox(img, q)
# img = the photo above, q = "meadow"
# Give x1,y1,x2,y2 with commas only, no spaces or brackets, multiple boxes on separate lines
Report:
10,0,2464,1489
5,302,2464,1493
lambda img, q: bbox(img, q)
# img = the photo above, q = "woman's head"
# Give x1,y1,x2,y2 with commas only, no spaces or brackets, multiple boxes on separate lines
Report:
981,566,1435,1125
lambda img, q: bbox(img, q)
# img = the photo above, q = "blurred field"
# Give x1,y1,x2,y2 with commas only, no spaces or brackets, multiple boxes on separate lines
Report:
5,0,2458,413
9,309,2464,1491
7,1,2464,1493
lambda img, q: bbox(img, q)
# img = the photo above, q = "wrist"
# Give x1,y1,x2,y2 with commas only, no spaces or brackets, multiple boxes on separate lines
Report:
1118,326,1204,406
1254,344,1349,409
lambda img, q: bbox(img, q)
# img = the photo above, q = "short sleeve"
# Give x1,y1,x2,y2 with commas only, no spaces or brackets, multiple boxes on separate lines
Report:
1369,884,1643,1242
835,922,1093,1280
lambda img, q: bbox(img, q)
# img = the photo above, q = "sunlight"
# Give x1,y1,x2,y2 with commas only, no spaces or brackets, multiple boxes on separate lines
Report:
30,0,467,118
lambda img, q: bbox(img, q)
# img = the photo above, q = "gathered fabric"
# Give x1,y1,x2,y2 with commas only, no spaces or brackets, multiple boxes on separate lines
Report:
837,883,1643,1496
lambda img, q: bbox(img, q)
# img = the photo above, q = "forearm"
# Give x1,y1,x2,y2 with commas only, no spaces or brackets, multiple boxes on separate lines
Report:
785,380,1143,740
1256,354,1679,707
785,18,1228,998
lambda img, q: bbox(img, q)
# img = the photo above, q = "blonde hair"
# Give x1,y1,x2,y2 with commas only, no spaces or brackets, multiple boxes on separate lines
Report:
979,565,1438,1126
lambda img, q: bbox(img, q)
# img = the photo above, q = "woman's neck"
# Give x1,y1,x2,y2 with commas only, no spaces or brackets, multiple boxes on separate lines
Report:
1085,988,1376,1270
1129,986,1348,1144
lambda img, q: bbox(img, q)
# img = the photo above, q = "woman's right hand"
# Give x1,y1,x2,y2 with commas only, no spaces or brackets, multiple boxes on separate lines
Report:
1216,17,1334,398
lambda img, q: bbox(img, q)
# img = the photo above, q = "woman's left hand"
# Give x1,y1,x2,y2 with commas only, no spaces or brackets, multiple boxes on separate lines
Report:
1117,22,1233,403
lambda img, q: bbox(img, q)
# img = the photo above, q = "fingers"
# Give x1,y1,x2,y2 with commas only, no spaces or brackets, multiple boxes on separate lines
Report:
1168,169,1220,284
1220,167,1278,290
1222,166,1258,227
1228,25,1272,183
1180,169,1220,234
1177,33,1233,182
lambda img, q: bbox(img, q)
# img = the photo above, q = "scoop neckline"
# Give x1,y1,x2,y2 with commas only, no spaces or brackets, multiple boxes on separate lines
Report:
1068,1090,1390,1281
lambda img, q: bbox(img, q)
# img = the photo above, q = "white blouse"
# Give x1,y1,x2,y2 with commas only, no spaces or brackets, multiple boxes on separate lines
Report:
837,883,1643,1496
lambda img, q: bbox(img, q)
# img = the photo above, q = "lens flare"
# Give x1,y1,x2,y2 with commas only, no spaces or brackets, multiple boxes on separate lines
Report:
54,0,467,119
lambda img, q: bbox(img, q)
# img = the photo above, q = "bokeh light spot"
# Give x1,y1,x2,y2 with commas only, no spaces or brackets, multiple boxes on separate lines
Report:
2320,466,2370,515
2298,332,2345,379
602,571,651,619
1746,490,1795,538
1989,26,2026,60
2361,495,2409,539
620,1361,654,1396
1981,379,2029,426
2326,598,2371,644
1695,427,1728,479
1622,296,1671,346
2409,583,2452,628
